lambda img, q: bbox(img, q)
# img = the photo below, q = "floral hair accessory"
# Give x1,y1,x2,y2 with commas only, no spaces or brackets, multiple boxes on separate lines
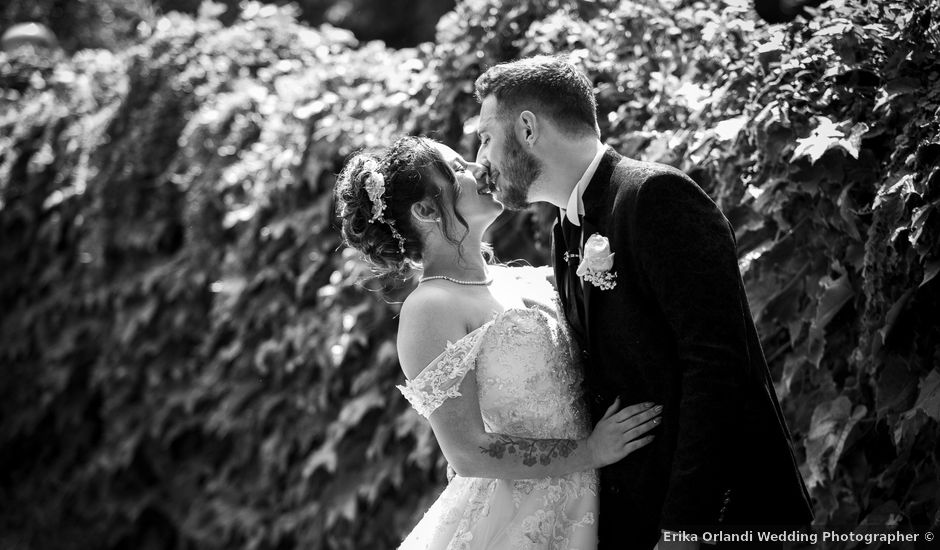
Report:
362,160,406,255
576,233,617,290
364,170,387,221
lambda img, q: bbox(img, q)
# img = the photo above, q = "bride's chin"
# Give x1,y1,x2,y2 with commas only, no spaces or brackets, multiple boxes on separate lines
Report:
487,205,504,222
487,195,505,213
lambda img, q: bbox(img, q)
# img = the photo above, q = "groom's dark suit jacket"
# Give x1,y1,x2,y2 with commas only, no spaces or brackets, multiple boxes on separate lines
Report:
552,148,813,548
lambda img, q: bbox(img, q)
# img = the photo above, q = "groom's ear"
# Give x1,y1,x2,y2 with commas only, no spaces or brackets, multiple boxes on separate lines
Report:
518,110,539,146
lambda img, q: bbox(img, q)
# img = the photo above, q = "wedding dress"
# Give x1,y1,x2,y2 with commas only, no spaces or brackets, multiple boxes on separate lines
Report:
397,267,598,550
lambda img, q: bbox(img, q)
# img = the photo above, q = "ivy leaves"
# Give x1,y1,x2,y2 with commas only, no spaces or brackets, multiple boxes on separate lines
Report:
792,117,869,164
805,396,868,489
1,0,938,548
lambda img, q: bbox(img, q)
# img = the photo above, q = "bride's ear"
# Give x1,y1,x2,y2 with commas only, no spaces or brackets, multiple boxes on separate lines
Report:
411,199,441,224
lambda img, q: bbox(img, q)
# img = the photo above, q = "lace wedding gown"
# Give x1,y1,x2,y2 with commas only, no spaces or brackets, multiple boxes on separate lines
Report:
397,267,598,550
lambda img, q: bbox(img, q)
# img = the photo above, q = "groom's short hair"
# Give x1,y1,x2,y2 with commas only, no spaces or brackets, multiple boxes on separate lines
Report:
474,55,599,137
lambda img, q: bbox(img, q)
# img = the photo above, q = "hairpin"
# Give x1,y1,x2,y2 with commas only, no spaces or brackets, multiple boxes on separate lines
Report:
363,161,407,255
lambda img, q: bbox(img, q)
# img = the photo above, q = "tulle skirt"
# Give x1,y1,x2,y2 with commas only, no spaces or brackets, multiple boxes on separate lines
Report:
399,470,598,550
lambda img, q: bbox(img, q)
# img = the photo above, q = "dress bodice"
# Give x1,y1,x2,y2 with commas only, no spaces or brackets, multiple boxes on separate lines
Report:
474,306,590,440
397,267,590,441
395,267,599,550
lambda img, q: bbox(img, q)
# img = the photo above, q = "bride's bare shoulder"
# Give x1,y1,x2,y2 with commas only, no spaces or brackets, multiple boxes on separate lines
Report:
400,282,466,317
397,284,472,380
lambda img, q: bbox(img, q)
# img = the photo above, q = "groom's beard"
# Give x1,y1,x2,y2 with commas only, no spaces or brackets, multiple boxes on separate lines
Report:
497,130,541,211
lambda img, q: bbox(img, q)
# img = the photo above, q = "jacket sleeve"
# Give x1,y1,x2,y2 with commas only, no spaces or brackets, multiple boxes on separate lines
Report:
629,171,749,530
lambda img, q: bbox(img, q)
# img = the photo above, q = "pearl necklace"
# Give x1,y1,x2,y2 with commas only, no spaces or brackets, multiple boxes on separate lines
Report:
419,274,494,286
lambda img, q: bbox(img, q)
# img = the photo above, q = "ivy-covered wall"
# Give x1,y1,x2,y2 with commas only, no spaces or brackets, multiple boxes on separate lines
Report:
0,0,454,52
0,1,937,549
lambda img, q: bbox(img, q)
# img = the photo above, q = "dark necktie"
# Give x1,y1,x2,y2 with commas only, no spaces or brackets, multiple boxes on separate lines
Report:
560,212,587,346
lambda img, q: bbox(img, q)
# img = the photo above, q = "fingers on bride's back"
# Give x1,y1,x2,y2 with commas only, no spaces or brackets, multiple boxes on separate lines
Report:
613,401,657,422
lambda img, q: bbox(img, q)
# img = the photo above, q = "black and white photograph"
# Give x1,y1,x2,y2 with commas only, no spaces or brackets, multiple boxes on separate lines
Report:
0,0,937,549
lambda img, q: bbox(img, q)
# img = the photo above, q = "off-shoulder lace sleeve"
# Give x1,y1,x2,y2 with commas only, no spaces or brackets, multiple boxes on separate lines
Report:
396,326,490,418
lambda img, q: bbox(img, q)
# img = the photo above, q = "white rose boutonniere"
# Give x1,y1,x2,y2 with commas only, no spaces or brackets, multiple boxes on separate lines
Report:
576,233,618,290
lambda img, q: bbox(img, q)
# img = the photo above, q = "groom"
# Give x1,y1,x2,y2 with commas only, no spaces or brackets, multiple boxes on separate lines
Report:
473,56,813,549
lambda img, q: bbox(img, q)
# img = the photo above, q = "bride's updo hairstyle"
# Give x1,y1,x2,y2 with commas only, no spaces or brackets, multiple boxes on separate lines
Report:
335,136,472,277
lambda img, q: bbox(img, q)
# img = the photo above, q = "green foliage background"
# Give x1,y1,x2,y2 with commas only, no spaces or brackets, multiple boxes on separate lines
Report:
1,0,938,548
0,0,453,51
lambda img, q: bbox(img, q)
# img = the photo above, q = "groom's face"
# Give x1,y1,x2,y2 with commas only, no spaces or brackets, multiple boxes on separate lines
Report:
476,95,542,211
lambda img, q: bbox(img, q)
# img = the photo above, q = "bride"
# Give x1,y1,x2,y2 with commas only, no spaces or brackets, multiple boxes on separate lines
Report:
335,136,662,549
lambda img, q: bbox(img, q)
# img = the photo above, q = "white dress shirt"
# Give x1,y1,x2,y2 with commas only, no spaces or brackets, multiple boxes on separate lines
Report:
563,142,608,226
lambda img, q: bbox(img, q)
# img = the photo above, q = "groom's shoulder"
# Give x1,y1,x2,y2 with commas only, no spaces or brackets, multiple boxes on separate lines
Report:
612,156,695,188
608,155,698,206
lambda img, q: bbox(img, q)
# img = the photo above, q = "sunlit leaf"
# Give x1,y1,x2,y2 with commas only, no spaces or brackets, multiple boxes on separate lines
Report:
810,274,854,336
791,117,867,164
714,116,746,142
303,443,338,476
904,370,940,423
805,397,867,488
922,259,940,287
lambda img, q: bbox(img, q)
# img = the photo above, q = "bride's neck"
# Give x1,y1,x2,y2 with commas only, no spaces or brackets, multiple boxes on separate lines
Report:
421,239,489,280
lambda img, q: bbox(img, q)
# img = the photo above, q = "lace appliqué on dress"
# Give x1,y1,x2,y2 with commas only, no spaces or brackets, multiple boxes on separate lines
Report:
397,326,490,418
397,266,598,550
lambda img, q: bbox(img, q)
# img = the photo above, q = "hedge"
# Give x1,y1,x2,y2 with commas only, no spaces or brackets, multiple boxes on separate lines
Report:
0,1,937,548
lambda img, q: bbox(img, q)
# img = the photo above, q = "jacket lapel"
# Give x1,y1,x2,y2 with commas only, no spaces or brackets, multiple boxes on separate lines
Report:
578,147,623,345
581,147,622,227
579,216,597,341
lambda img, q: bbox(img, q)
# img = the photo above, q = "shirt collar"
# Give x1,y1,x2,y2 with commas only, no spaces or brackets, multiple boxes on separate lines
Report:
564,142,607,226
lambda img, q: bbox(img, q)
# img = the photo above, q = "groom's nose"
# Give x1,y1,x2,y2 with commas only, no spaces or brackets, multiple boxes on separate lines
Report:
475,143,489,167
467,161,489,182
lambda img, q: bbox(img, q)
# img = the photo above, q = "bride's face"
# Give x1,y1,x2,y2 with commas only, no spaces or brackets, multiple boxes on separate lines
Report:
430,142,504,231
